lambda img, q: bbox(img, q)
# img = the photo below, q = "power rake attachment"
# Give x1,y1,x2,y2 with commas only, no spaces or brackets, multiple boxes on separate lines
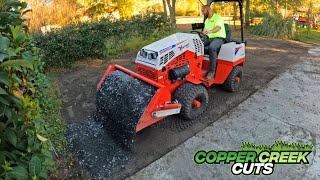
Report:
96,66,182,148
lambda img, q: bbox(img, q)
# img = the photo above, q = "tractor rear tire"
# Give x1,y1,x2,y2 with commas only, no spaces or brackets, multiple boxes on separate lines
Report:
174,83,209,120
223,66,243,92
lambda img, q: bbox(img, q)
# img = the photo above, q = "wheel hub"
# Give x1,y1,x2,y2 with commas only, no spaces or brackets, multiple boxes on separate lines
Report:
192,99,201,108
235,77,241,83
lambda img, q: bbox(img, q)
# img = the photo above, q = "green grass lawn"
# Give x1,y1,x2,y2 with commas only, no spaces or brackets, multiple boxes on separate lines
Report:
295,27,320,44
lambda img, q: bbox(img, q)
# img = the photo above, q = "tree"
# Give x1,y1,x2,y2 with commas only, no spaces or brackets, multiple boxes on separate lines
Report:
85,0,116,18
80,0,134,19
113,0,134,18
233,2,237,30
162,0,168,17
307,0,312,30
245,0,250,27
25,0,79,31
162,0,177,28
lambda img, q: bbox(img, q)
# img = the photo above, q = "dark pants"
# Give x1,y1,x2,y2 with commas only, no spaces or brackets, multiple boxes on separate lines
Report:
203,38,224,72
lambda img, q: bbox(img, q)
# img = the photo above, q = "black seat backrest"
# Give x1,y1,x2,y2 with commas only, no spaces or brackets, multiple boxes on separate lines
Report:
224,24,231,43
192,23,205,30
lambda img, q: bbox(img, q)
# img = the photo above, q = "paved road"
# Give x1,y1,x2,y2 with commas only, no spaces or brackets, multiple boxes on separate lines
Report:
127,49,320,180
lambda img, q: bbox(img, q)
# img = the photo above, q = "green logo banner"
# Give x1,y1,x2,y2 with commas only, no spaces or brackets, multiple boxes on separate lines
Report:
194,141,313,175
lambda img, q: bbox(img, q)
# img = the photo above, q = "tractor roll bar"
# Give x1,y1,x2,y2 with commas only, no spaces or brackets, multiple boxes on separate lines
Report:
206,0,244,42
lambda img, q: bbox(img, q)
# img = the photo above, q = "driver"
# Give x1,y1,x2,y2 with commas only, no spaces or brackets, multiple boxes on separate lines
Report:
201,5,226,80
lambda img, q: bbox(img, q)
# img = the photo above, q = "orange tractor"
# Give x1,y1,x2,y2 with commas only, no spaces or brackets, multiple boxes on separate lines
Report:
96,0,246,147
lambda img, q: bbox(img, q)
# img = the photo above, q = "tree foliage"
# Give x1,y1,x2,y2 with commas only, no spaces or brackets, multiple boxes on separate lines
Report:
79,0,134,19
175,0,199,16
25,0,79,32
248,0,320,17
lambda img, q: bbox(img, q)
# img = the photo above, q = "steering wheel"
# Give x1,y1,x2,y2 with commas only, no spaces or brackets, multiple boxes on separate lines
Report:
190,30,209,39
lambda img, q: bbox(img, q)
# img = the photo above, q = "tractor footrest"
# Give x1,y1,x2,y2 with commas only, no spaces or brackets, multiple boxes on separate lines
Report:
152,106,181,118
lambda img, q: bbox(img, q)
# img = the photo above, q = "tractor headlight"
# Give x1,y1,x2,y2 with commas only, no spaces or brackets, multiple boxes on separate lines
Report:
152,52,158,59
140,49,147,58
148,52,158,60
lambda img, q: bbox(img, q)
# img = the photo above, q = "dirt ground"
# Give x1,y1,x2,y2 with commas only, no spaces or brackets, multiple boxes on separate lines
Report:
55,34,313,179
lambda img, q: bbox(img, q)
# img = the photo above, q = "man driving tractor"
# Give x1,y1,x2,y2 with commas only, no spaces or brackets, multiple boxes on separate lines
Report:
96,0,246,147
201,5,226,80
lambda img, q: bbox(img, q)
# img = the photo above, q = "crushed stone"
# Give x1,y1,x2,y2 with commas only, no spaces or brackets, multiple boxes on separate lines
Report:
66,70,156,179
96,70,156,149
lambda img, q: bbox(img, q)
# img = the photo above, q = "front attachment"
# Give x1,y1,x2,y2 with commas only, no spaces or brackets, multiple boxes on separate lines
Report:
96,66,181,149
97,70,157,149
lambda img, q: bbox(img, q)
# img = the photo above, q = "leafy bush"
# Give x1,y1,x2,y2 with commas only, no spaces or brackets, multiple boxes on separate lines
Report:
104,32,172,56
0,0,64,179
250,14,296,39
33,13,172,68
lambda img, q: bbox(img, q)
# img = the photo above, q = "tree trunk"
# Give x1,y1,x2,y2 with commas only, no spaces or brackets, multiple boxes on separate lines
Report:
313,15,318,29
172,0,176,26
245,0,250,27
285,0,287,17
233,2,237,30
164,0,176,29
307,0,312,32
162,0,168,17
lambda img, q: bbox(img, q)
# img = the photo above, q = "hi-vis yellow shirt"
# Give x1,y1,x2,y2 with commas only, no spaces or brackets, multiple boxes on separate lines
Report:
204,14,226,39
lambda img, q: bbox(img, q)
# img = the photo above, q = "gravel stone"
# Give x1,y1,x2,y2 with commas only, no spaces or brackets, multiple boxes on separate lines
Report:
66,70,156,179
66,117,132,179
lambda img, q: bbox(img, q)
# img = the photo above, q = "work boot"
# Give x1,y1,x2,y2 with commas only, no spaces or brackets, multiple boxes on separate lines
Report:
206,72,215,80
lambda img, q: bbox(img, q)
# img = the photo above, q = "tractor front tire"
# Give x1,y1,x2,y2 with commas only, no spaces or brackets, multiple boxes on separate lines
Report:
223,66,243,92
174,83,209,120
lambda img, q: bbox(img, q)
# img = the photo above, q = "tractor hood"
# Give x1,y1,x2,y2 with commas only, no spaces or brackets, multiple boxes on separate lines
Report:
142,33,196,52
136,33,203,70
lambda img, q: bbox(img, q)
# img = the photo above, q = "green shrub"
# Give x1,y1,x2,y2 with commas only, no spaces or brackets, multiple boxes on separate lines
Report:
250,14,296,39
0,0,64,179
104,32,172,56
33,13,172,68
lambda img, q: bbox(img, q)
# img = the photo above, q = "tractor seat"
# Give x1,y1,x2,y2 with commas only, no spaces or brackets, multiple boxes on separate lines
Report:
204,24,231,55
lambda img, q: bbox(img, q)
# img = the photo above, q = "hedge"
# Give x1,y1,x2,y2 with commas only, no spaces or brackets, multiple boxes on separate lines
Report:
33,14,172,68
0,1,65,179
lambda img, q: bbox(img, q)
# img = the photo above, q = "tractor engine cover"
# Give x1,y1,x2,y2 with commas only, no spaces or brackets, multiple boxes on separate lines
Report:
135,33,204,71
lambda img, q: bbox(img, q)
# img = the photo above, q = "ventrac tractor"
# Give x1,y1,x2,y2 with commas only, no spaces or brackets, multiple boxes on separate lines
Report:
96,0,246,147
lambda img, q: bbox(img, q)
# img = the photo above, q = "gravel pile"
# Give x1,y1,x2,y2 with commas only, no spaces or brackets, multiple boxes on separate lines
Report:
66,116,132,179
67,70,157,179
96,70,156,149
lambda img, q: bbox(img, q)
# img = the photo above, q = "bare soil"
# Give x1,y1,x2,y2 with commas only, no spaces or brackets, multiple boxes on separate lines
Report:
55,35,313,179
